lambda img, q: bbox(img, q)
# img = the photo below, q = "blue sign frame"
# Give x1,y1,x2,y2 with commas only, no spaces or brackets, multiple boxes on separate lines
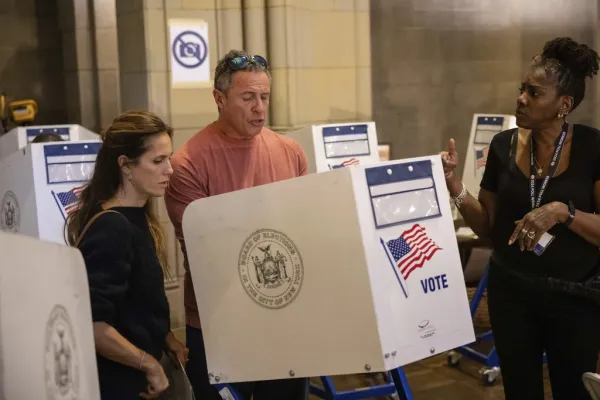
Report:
44,142,101,185
26,127,71,142
322,124,370,159
365,160,442,230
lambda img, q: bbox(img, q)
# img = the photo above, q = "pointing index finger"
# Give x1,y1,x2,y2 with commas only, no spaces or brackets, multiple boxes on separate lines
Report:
448,138,456,155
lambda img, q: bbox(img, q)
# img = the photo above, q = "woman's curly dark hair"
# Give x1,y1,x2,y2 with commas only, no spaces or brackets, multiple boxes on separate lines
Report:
533,37,600,111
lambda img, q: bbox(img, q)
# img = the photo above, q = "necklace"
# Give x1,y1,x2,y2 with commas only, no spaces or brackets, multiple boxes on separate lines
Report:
533,153,562,177
531,128,568,177
533,158,543,176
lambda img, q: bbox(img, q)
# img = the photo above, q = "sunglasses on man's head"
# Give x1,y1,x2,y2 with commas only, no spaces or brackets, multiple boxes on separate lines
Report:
228,55,269,71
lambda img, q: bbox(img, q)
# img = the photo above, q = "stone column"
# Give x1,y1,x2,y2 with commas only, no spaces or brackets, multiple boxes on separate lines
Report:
354,0,372,121
216,0,244,55
92,0,121,132
266,0,372,132
58,0,99,131
58,0,122,133
243,0,268,57
115,0,170,119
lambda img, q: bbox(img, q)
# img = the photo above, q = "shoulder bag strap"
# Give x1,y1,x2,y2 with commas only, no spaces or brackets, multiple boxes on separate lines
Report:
75,209,122,248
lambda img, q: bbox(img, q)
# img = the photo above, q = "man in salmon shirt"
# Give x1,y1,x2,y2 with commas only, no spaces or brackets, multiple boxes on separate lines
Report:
164,50,309,400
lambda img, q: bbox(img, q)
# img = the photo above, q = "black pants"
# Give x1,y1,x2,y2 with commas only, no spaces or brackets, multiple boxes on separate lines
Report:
487,262,600,400
185,325,309,400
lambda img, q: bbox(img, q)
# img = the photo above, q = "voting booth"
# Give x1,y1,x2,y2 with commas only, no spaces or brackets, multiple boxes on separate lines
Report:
0,124,99,160
0,140,101,244
0,230,100,400
454,113,516,225
461,114,517,199
182,155,475,384
286,122,380,173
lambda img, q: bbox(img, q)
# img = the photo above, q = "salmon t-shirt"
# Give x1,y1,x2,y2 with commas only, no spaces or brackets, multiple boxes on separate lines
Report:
164,123,308,329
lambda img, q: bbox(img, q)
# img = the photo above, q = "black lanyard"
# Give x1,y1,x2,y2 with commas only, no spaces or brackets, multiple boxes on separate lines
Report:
529,122,568,210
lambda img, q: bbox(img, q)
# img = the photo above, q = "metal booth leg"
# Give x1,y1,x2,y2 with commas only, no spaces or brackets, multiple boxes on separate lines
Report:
310,367,414,399
447,263,501,385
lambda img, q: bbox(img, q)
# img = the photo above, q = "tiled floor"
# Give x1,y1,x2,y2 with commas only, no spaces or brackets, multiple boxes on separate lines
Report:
309,353,553,400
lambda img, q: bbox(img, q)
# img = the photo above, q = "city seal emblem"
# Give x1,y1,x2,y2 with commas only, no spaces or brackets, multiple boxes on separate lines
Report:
45,305,79,400
0,190,20,233
238,229,304,309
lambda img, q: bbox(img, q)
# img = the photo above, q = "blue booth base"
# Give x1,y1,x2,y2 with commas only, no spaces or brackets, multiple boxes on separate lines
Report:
310,368,413,400
215,367,414,400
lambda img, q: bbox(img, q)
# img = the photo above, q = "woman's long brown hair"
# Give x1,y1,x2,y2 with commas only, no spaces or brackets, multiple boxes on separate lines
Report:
65,110,173,275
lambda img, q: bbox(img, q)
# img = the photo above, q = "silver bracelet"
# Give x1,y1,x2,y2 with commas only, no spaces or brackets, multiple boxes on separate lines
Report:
450,182,467,208
139,351,146,371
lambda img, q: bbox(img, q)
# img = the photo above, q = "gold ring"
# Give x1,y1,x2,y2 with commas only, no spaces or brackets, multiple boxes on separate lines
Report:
527,231,535,239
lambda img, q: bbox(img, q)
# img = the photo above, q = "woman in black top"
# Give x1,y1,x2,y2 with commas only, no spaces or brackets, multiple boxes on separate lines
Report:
441,37,600,399
65,110,188,399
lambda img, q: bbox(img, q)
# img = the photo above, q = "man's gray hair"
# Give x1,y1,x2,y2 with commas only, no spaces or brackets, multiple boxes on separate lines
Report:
214,49,271,93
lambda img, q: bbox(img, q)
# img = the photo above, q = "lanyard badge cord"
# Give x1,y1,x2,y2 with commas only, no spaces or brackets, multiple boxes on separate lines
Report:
529,122,568,210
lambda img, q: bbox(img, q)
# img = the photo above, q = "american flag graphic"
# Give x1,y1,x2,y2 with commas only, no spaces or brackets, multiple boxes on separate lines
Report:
52,184,87,218
475,147,489,169
329,158,360,170
385,224,442,281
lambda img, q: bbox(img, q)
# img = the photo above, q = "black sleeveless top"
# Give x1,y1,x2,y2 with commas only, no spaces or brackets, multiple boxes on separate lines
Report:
481,124,600,281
